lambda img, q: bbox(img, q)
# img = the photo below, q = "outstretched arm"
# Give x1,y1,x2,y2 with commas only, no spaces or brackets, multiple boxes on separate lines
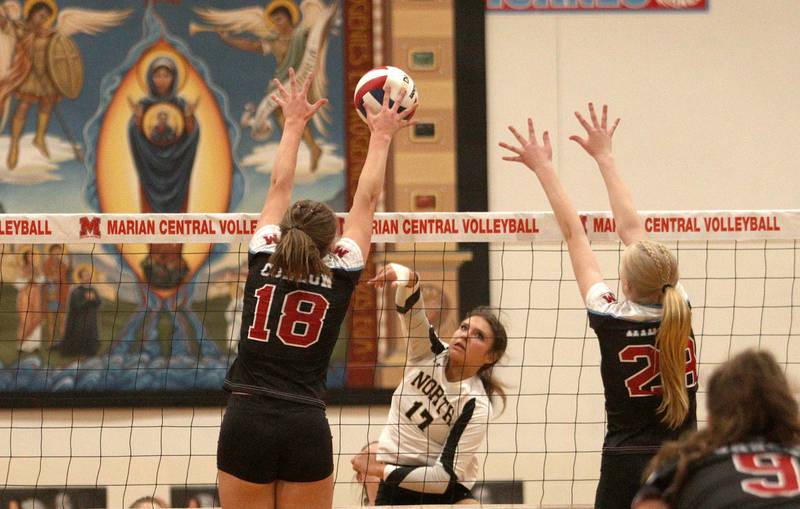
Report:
570,103,644,246
342,85,416,258
369,264,442,361
500,119,603,301
257,68,327,228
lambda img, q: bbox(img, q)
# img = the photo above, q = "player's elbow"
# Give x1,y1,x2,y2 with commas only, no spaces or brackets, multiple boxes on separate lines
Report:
353,188,379,214
269,172,292,192
561,222,586,245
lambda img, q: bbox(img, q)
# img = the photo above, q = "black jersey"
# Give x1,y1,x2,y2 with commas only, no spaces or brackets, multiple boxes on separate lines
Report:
224,224,363,408
586,282,698,453
636,441,800,508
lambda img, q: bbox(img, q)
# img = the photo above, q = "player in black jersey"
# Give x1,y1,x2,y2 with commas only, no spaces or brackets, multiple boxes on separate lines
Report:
216,69,416,509
350,263,508,505
500,104,697,509
634,349,800,508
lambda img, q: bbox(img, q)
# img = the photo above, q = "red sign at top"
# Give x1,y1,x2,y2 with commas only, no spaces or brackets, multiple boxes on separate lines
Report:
486,0,707,11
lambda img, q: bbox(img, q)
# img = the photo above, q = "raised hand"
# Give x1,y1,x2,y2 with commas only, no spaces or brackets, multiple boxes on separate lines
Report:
569,102,620,160
368,264,416,289
271,67,328,124
499,118,553,174
366,84,417,139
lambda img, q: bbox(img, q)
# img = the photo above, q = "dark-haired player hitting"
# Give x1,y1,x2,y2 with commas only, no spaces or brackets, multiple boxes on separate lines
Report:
216,68,415,509
634,349,800,508
351,263,508,505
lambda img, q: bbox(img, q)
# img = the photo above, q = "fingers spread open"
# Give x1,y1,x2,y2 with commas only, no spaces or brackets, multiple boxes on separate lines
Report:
381,83,391,110
588,102,599,128
273,78,289,100
574,111,592,132
601,104,608,130
527,118,536,141
288,67,297,92
309,98,328,115
498,141,522,155
399,104,417,119
508,125,527,146
609,118,621,137
569,135,588,150
302,72,314,96
392,87,407,112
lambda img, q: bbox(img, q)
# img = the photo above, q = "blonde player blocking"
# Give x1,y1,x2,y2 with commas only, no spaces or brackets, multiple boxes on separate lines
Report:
500,104,698,509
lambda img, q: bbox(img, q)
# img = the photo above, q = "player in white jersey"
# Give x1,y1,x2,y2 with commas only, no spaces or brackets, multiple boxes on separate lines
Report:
351,263,508,505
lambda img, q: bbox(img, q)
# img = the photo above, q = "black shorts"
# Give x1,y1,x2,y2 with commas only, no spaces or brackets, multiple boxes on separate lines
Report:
375,479,474,506
217,393,333,484
595,451,655,509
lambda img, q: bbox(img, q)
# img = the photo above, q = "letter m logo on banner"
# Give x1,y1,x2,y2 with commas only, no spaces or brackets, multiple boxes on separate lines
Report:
79,216,101,239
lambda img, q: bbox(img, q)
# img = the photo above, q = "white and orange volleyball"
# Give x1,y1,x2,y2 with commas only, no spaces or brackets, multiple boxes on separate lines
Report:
353,66,418,123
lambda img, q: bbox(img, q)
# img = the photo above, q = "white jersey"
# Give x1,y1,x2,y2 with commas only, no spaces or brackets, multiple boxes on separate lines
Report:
377,273,492,494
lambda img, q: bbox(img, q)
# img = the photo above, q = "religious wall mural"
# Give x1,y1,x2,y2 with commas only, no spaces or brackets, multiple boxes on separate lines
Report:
0,0,360,404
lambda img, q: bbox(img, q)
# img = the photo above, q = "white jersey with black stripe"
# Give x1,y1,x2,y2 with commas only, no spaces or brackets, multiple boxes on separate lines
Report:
376,284,491,492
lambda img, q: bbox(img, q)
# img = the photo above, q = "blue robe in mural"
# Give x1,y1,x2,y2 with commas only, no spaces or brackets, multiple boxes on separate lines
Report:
128,56,199,214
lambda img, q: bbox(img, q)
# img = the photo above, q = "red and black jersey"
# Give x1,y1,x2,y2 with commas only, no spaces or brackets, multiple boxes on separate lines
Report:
586,282,698,454
635,441,800,507
224,224,364,408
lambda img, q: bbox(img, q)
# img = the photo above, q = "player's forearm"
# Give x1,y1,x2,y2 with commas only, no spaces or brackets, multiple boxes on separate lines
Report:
536,165,603,297
535,166,587,245
269,121,305,190
352,134,392,210
595,154,645,245
393,269,434,360
383,464,453,494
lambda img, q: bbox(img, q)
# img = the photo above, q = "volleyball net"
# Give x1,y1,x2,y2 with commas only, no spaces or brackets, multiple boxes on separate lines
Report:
0,210,798,508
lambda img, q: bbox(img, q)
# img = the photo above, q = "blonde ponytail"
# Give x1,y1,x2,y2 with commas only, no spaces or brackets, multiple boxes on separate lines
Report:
621,240,691,428
656,284,692,428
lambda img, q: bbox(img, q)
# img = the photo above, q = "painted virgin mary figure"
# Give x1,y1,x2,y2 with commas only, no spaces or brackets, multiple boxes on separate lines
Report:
128,55,199,288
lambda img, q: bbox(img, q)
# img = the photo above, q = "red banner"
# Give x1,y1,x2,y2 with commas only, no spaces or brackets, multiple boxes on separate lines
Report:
486,0,707,11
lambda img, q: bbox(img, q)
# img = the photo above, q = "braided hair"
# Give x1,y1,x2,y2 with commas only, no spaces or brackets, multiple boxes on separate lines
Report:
621,240,691,428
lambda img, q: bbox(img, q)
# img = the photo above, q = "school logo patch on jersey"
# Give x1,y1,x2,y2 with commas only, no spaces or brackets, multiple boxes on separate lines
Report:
264,234,279,245
601,291,617,303
334,246,350,258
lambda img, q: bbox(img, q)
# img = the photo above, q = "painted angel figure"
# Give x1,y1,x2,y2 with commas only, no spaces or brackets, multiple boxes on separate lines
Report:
193,0,337,171
0,0,130,169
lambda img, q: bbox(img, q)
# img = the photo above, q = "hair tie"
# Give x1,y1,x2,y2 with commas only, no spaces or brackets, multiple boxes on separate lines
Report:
662,284,673,293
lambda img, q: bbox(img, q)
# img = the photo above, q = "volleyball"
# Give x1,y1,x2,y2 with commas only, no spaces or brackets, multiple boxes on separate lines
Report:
353,66,419,123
